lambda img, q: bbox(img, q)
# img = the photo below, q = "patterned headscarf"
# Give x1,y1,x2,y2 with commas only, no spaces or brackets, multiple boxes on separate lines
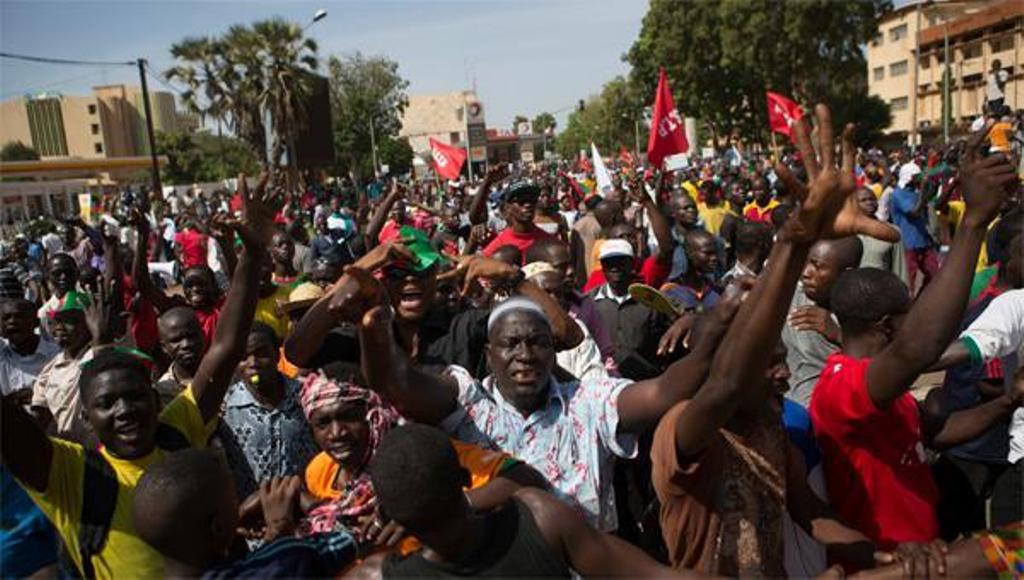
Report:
298,371,400,539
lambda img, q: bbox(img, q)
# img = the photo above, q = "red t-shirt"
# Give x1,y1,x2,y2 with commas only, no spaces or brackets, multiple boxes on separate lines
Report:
582,255,671,293
193,300,224,353
482,225,556,263
122,275,159,355
809,353,939,550
174,229,209,269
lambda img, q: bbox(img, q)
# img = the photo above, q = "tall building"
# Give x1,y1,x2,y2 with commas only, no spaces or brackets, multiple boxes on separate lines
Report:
867,0,1023,144
0,84,182,159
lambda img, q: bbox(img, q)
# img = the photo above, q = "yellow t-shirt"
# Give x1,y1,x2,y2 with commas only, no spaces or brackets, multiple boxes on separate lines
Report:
697,203,733,236
21,387,215,579
943,200,990,272
255,284,293,339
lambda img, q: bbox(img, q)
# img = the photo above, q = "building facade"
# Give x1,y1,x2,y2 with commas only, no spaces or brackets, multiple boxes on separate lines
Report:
867,0,1024,144
0,84,182,159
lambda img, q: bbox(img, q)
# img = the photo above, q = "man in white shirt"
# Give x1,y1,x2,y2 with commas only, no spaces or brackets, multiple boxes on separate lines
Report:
0,298,60,403
986,59,1009,112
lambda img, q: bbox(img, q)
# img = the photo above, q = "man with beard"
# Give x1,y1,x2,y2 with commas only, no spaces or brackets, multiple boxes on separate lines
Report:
336,246,748,533
153,306,205,406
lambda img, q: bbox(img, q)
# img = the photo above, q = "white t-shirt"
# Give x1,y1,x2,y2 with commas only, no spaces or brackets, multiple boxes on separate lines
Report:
959,289,1024,462
987,69,1009,102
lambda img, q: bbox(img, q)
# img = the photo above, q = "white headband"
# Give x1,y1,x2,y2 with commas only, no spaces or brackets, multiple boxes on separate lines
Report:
487,297,550,333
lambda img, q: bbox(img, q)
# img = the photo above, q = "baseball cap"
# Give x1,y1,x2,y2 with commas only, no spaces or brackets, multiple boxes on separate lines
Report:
495,181,541,205
48,290,90,318
598,239,635,261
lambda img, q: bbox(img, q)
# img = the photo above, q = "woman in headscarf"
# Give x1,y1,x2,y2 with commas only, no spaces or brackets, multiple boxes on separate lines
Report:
297,369,548,550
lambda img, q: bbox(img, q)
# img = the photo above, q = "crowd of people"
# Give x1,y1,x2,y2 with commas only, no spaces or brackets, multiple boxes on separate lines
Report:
0,102,1022,579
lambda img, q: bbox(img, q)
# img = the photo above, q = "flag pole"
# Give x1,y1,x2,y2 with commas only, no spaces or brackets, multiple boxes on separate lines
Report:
770,131,780,164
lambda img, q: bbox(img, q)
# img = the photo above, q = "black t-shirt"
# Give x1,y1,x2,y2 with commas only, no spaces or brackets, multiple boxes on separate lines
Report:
309,307,491,377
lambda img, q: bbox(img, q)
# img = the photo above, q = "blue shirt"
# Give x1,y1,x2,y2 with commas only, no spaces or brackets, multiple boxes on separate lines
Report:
890,187,933,250
0,468,57,577
218,378,319,499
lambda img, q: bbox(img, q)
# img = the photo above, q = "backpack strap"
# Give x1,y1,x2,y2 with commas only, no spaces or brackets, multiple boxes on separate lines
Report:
78,449,119,579
154,423,191,452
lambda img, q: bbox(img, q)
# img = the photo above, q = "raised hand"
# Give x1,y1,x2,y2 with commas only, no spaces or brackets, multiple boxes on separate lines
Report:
234,173,278,250
484,163,509,184
326,265,385,323
353,239,417,272
959,126,1018,229
438,255,519,296
775,104,899,243
83,278,121,346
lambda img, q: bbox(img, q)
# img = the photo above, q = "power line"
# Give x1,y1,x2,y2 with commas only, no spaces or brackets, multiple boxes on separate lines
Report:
142,62,188,99
0,51,134,67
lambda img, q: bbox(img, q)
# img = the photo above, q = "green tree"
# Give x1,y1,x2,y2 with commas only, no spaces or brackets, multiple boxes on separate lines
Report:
327,52,409,179
166,18,319,174
156,130,260,184
626,0,892,147
532,112,556,135
377,136,414,176
0,141,40,161
555,76,645,158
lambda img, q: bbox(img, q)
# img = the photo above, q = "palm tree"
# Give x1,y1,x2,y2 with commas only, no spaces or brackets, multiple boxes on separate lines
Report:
166,18,318,176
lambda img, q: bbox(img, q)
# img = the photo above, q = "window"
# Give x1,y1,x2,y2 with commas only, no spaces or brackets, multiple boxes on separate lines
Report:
94,143,103,154
962,43,982,60
890,97,909,111
919,55,930,70
990,35,1014,54
889,24,908,42
871,32,883,47
90,123,99,135
963,73,983,85
873,66,885,81
890,60,908,76
88,104,97,115
449,131,460,144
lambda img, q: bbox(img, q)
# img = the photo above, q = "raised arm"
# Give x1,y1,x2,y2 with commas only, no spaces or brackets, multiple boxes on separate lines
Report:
129,208,178,313
668,105,864,456
191,174,278,423
358,299,459,425
364,183,403,249
468,165,507,226
443,255,583,349
631,174,674,265
867,131,1018,407
209,213,238,278
1,395,54,493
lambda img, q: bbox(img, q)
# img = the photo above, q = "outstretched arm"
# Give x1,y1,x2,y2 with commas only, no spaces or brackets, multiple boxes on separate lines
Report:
364,183,403,249
191,174,278,423
1,395,53,493
631,174,674,265
359,301,459,425
468,165,508,226
867,131,1018,408
129,209,177,313
516,488,701,578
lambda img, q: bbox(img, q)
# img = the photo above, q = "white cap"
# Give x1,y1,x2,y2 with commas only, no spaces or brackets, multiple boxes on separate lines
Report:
598,239,635,261
897,162,922,188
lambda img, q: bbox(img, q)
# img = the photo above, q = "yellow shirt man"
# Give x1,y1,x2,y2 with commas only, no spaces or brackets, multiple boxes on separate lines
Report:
21,387,215,578
697,202,734,236
255,284,293,339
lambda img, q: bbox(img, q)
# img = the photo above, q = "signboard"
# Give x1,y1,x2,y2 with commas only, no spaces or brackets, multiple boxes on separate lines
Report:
521,150,535,163
516,121,533,135
467,122,488,162
78,193,92,223
470,146,487,162
467,101,485,124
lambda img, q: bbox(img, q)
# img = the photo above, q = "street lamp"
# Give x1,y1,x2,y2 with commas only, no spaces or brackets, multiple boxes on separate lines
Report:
304,9,328,31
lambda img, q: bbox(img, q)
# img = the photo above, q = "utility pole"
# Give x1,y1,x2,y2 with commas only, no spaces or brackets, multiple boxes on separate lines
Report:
137,58,162,200
368,117,379,177
463,95,474,182
943,24,951,143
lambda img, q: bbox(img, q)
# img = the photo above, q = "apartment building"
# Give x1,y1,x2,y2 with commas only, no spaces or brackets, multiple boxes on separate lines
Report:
867,0,1024,144
0,84,182,159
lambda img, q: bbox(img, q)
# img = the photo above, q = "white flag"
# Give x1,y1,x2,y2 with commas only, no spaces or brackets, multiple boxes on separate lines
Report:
591,143,614,197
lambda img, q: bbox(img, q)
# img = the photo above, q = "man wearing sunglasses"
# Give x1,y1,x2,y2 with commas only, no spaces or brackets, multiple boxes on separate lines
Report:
482,182,557,263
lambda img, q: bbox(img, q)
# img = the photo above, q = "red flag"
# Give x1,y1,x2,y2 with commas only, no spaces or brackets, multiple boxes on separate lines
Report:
429,138,467,181
646,69,688,168
766,91,804,141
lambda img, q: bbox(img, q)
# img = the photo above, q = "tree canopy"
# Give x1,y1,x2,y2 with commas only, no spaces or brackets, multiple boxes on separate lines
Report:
0,141,40,162
156,130,260,184
327,52,410,179
625,0,892,147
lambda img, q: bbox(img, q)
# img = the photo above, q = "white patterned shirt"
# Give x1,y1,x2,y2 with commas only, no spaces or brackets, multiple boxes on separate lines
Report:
441,365,637,531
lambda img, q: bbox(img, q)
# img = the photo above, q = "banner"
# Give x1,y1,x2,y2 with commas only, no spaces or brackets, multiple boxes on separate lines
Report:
647,68,689,167
766,91,804,141
428,138,467,181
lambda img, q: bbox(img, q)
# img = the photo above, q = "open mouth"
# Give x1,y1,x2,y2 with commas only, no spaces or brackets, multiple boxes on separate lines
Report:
114,422,143,441
510,368,540,383
399,288,424,309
